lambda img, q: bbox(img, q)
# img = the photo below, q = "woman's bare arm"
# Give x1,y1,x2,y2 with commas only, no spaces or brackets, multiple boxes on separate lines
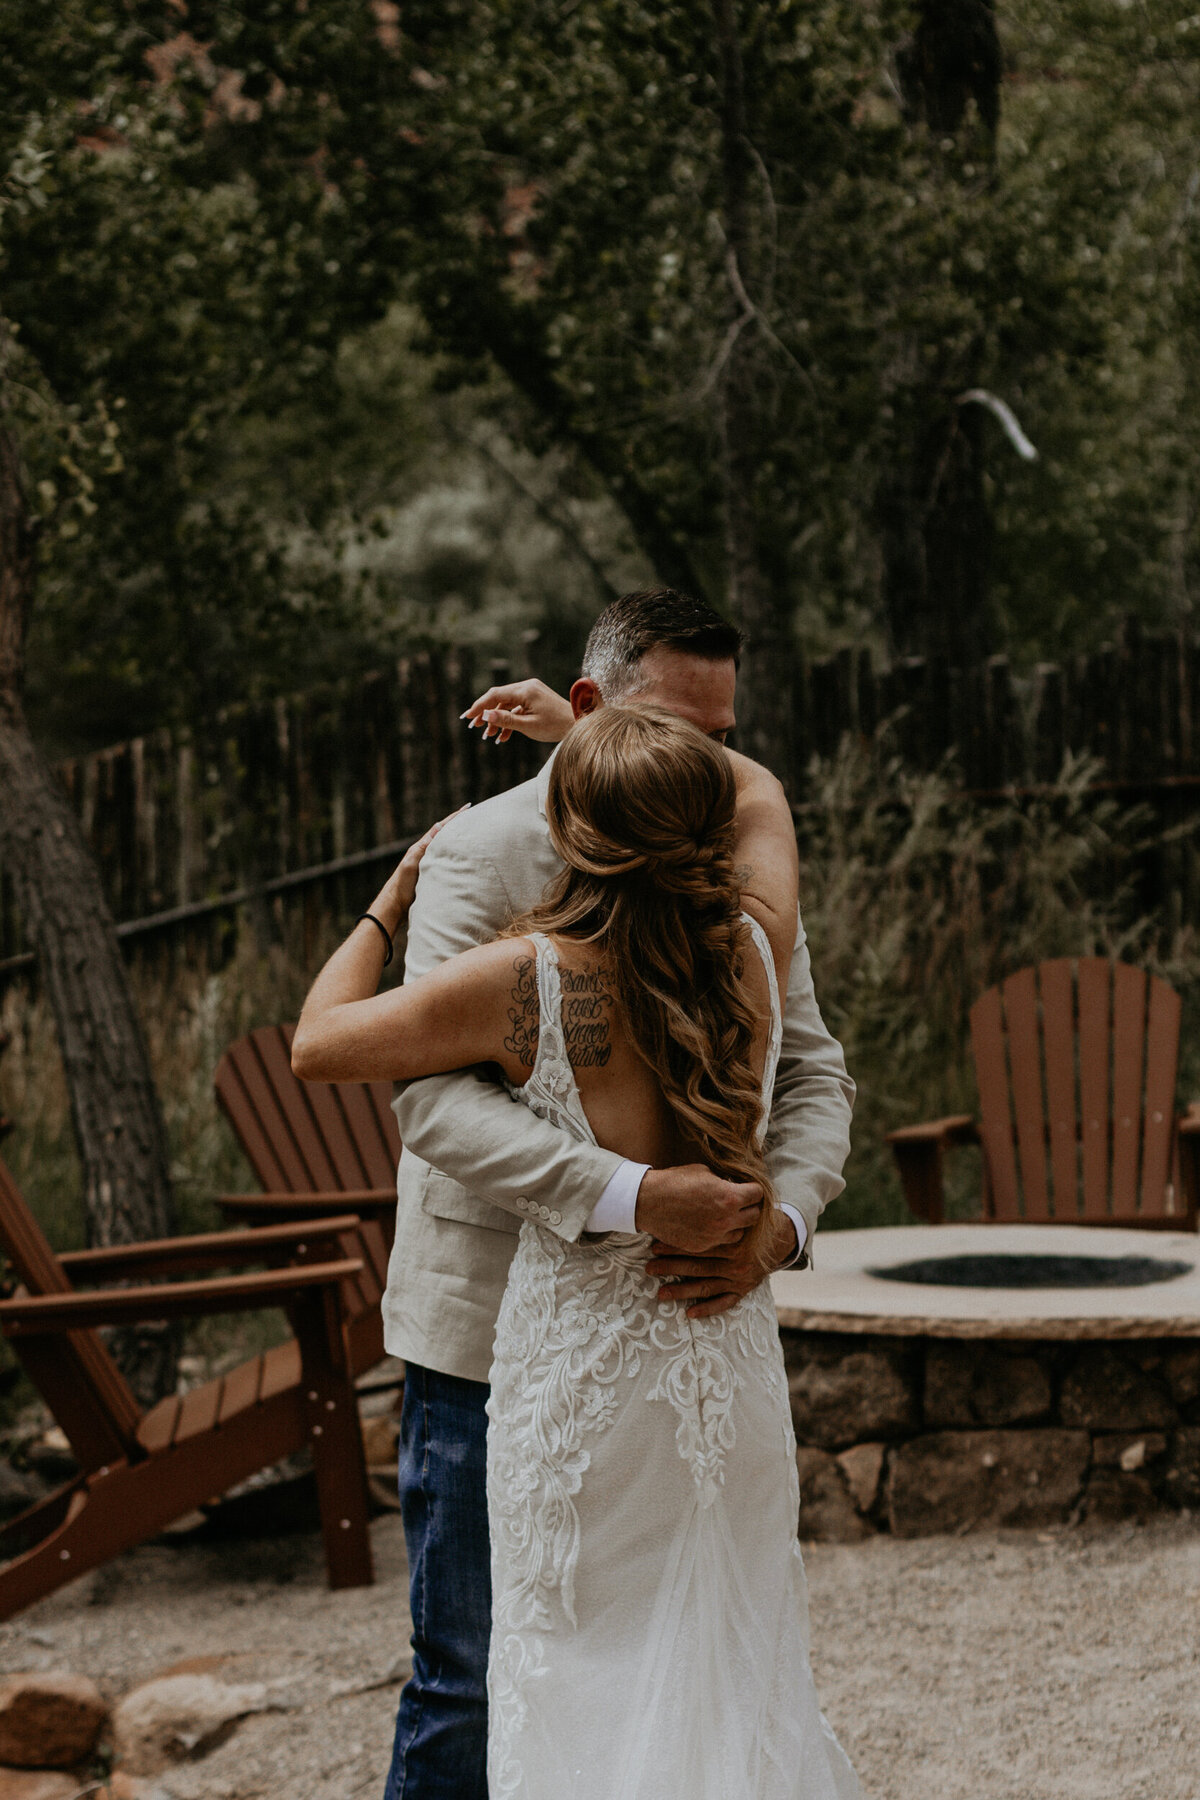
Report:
292,934,535,1086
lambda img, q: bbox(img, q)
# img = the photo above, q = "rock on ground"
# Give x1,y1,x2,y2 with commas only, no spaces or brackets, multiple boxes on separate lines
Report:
112,1672,278,1777
0,1671,106,1766
0,1512,1194,1799
0,1772,81,1799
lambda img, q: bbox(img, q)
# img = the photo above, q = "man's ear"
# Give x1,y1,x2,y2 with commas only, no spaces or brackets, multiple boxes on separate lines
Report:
569,677,602,720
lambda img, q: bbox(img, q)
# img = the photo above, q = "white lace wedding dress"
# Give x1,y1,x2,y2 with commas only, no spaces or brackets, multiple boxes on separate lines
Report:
486,921,863,1800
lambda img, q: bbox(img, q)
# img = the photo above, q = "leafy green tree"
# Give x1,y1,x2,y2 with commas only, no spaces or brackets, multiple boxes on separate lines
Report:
9,1,1200,765
117,0,1200,759
0,12,354,1360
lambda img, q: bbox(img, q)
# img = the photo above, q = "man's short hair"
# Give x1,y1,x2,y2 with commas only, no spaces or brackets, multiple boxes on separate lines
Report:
581,587,742,702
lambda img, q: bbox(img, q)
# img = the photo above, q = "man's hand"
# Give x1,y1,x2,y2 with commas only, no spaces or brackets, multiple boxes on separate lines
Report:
633,1165,762,1255
646,1207,798,1319
461,678,574,744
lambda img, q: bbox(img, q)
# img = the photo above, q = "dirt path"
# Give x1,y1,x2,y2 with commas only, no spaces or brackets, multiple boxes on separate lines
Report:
0,1513,1196,1799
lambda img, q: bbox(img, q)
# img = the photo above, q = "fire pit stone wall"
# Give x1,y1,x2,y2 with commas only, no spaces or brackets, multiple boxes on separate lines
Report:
782,1330,1200,1540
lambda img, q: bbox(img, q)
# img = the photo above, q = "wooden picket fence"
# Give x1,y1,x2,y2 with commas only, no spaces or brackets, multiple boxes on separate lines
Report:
2,619,1200,976
0,649,541,975
794,616,1195,792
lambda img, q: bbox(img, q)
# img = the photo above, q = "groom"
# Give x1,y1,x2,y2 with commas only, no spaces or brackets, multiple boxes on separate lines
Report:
381,587,854,1800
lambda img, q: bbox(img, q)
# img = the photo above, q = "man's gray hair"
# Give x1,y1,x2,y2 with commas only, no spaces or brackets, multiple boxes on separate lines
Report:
581,587,743,702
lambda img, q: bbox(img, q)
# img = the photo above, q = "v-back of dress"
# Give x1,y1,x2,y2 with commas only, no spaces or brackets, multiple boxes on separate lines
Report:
486,920,862,1800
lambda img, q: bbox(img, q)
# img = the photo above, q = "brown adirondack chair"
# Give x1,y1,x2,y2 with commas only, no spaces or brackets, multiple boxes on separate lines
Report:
213,1023,400,1374
887,958,1200,1229
0,1153,376,1618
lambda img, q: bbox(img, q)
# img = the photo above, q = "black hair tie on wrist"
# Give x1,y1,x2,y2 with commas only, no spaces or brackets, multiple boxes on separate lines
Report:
355,912,394,966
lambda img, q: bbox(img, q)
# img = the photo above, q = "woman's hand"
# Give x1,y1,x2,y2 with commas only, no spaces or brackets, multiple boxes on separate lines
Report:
371,807,468,935
461,677,574,744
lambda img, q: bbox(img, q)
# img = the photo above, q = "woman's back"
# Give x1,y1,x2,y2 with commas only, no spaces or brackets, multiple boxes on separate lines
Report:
528,926,775,1171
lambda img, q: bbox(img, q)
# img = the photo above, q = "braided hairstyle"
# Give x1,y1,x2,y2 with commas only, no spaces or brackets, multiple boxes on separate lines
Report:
508,706,777,1269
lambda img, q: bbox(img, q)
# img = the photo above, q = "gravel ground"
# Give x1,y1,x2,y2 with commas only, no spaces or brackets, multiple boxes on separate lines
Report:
0,1512,1196,1799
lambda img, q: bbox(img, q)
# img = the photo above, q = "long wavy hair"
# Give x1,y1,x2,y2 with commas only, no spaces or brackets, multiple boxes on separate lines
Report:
508,706,777,1268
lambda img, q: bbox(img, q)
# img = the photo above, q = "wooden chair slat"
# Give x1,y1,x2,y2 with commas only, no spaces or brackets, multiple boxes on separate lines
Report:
213,1046,296,1192
216,1026,399,1209
173,1377,223,1445
136,1393,180,1457
1110,962,1148,1216
1039,959,1080,1222
970,986,1021,1219
270,1025,399,1190
250,1027,343,1191
231,1029,317,1191
259,1338,302,1402
1140,977,1182,1219
218,1355,265,1425
297,1079,376,1191
1077,960,1113,1219
1003,968,1051,1220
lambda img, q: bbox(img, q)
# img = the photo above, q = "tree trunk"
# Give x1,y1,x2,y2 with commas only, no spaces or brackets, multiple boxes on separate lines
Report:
881,0,1003,664
0,417,177,1402
877,399,994,664
711,0,794,788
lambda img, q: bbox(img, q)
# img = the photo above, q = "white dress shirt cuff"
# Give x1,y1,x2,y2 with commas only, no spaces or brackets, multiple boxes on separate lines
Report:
586,1160,651,1234
779,1205,808,1267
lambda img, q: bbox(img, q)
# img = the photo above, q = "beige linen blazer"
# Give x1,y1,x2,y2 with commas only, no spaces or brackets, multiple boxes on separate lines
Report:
382,753,855,1384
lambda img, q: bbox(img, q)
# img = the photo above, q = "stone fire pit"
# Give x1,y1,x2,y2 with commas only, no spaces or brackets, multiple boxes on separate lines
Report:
769,1223,1200,1541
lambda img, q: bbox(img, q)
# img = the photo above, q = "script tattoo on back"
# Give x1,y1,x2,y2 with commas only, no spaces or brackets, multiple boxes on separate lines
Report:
504,957,539,1068
560,965,614,1069
503,956,615,1071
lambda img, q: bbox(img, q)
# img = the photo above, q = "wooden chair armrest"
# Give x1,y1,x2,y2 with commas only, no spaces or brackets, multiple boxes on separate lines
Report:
885,1115,978,1146
1175,1114,1200,1227
216,1191,396,1224
0,1259,362,1336
57,1217,364,1282
885,1116,977,1223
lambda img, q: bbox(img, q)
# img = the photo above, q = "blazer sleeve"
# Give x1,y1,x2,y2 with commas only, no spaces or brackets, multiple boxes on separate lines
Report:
764,907,855,1266
390,829,624,1240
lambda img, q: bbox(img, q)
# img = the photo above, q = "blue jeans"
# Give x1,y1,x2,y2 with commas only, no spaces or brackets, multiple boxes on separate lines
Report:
384,1363,492,1800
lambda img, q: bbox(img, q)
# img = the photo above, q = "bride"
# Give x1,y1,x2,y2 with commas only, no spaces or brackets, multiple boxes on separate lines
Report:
293,705,862,1800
